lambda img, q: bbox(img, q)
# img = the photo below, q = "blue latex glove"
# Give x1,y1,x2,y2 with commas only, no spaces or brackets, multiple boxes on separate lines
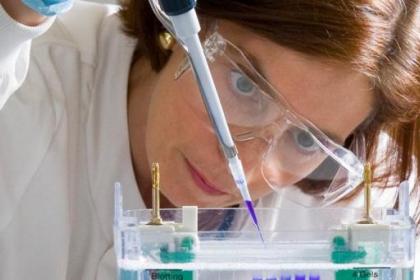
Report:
21,0,73,17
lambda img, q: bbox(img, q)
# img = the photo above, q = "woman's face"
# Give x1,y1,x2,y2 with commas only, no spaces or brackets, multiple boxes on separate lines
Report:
131,22,374,208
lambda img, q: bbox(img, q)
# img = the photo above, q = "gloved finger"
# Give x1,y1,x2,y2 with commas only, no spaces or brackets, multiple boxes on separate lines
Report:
21,0,74,17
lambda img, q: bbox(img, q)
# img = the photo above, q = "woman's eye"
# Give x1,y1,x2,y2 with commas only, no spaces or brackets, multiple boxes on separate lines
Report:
230,70,257,97
291,128,320,154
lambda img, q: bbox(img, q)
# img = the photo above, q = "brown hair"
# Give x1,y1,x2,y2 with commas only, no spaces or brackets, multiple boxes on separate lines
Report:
119,0,420,227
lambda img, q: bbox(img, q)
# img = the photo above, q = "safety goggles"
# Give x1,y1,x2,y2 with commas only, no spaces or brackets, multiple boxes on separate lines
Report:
175,31,365,206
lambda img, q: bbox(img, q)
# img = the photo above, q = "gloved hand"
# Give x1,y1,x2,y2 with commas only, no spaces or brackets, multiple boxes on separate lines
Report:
21,0,73,17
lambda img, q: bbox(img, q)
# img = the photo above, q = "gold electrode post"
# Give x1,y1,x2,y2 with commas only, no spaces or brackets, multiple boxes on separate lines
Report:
148,162,163,225
358,163,374,224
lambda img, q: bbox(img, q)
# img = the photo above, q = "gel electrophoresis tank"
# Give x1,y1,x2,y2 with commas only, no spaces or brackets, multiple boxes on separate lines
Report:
114,195,415,280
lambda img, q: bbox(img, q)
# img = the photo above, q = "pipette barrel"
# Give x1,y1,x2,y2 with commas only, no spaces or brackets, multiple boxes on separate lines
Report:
159,0,262,241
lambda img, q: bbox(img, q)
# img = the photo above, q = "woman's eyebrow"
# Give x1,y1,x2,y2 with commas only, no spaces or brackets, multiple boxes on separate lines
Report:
241,48,270,81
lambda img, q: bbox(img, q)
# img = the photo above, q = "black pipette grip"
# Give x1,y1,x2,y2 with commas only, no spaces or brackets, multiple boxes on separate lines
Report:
158,0,196,16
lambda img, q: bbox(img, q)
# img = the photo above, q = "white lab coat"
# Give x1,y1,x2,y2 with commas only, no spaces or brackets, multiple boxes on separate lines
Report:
0,1,418,279
0,2,143,279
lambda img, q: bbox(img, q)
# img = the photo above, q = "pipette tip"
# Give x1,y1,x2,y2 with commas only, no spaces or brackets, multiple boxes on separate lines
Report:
245,200,265,244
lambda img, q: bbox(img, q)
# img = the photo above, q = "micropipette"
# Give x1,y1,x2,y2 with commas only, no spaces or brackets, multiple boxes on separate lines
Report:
151,0,263,241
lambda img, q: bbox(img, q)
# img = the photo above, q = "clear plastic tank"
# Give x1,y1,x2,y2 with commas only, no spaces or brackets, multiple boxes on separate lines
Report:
114,203,415,280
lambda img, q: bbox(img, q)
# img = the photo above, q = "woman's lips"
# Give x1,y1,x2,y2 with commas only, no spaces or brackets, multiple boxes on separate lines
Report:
185,160,228,196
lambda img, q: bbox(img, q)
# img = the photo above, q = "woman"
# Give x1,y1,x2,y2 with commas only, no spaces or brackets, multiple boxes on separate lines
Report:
0,0,418,279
